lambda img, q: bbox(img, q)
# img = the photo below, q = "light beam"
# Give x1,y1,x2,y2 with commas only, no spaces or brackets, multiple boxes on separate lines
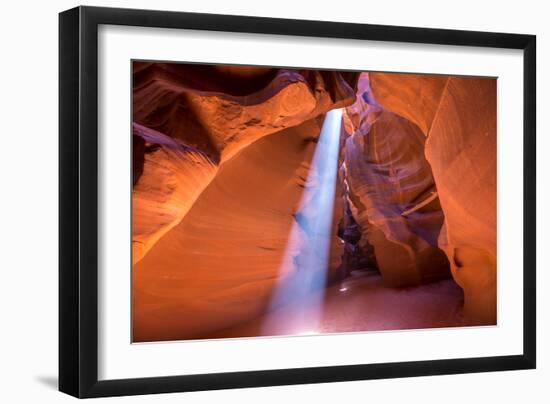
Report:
262,108,343,336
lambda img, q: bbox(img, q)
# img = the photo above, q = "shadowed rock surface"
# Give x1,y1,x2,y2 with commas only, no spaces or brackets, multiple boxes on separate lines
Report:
370,72,497,323
343,74,450,287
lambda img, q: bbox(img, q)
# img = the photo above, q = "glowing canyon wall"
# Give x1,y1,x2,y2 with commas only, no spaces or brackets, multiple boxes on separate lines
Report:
370,73,497,323
132,62,356,265
132,63,357,341
132,64,497,341
342,74,450,288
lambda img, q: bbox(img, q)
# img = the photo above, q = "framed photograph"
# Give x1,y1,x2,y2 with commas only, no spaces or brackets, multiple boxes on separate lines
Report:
59,6,536,398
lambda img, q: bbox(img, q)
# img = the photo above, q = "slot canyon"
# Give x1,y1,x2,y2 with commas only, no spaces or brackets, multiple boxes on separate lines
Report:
132,62,496,342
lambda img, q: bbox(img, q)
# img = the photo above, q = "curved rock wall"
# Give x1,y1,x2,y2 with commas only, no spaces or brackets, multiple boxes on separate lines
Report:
343,75,449,287
134,62,357,163
132,63,497,338
132,63,357,264
370,72,497,323
133,119,344,341
132,123,217,264
424,77,497,324
369,73,448,135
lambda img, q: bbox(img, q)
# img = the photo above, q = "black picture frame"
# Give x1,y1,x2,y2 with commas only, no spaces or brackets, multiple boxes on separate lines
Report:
59,5,536,398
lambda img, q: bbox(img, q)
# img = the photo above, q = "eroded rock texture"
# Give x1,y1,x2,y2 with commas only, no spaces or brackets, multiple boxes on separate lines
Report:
370,73,497,323
134,62,356,163
132,123,217,264
132,63,357,264
343,74,450,288
132,62,496,341
369,73,448,135
133,120,345,341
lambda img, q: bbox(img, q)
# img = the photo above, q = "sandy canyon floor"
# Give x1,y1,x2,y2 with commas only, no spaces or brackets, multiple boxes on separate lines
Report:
205,271,468,340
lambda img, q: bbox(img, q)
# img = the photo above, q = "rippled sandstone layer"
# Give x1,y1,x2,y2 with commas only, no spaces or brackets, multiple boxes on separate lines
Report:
370,73,497,324
132,63,357,264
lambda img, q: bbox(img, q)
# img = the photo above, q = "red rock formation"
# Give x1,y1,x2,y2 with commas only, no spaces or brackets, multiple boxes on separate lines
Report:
343,74,450,287
370,73,497,324
132,123,217,264
133,119,344,342
131,63,496,341
425,78,497,324
369,73,448,135
133,62,356,163
132,63,357,264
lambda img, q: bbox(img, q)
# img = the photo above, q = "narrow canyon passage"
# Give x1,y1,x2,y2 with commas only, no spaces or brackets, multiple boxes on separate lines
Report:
132,63,496,342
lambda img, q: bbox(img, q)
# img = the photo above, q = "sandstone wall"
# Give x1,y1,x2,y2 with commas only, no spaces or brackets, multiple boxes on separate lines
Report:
370,73,497,323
